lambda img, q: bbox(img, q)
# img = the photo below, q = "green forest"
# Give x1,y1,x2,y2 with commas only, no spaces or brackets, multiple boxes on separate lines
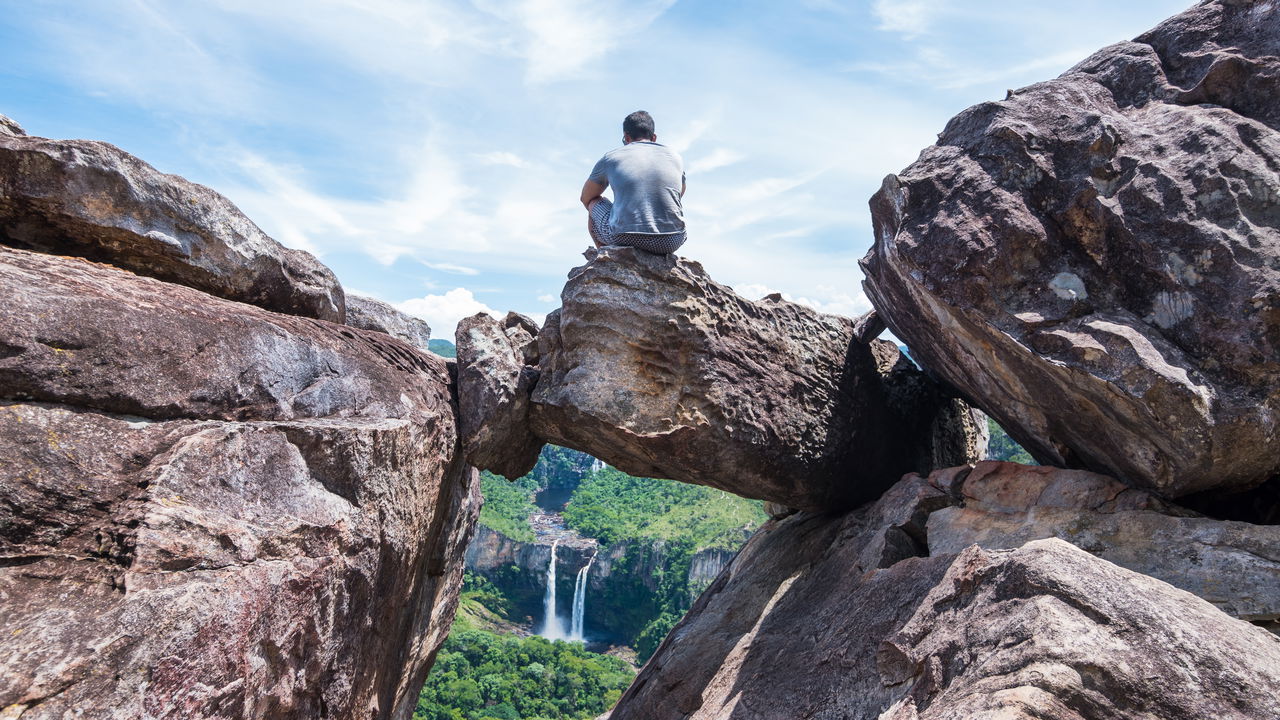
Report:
415,575,635,720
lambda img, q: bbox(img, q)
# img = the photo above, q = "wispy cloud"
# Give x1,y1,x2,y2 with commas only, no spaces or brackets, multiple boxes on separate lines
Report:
422,261,480,275
4,0,1188,340
688,148,745,175
473,0,677,84
871,0,944,36
475,151,528,167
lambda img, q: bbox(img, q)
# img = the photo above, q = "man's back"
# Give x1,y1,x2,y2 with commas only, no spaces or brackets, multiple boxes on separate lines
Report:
589,141,685,236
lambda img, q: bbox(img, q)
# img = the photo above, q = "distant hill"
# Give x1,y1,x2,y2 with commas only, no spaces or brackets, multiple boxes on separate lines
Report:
428,339,456,358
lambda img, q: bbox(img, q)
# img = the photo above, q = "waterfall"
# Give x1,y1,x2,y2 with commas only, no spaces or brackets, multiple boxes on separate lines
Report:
540,539,566,639
590,457,605,472
569,553,596,642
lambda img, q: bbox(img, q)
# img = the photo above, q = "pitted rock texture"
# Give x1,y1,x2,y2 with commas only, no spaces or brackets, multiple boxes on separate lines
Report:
456,312,544,479
860,0,1280,498
0,246,479,720
0,129,344,322
346,294,432,352
927,461,1280,627
609,470,1280,720
530,246,983,511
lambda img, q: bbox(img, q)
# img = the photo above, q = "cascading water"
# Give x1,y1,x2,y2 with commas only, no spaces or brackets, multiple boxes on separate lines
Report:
540,539,567,639
569,553,596,642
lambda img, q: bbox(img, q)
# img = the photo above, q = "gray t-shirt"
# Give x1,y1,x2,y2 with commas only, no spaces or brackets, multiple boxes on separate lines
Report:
588,141,686,235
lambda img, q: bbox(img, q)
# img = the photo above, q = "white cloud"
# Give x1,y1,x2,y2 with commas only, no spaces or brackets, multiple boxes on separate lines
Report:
422,261,480,275
396,288,501,337
728,283,870,320
10,0,1189,342
475,151,528,167
872,0,944,36
687,148,745,175
474,0,677,84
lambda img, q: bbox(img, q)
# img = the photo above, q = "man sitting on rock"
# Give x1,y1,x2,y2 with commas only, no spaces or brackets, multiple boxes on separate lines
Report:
580,110,687,254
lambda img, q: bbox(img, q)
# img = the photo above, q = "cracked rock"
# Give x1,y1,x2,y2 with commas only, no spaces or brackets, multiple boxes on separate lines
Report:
0,246,479,719
0,123,344,321
860,0,1280,498
530,246,984,512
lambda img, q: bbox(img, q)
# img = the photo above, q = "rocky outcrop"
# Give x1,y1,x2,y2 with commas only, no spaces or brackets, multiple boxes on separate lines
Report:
609,468,1280,719
878,540,1280,719
0,127,344,322
0,246,478,719
0,114,22,136
455,312,545,479
927,461,1280,627
528,247,984,511
860,0,1280,498
346,294,432,352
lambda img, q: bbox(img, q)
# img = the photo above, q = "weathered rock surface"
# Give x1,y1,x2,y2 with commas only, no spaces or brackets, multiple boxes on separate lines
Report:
0,114,23,136
861,0,1280,498
530,247,983,511
928,461,1280,627
456,312,545,479
0,128,344,322
346,294,432,352
609,469,1280,719
0,246,479,719
878,539,1280,719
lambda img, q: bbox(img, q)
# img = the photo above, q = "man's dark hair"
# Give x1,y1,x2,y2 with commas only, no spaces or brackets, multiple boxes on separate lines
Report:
623,110,656,140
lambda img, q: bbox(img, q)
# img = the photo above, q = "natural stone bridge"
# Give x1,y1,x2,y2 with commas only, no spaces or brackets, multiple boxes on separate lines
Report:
1,1,1278,718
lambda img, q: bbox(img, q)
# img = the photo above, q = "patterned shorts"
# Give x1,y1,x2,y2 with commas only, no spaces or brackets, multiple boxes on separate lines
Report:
589,198,686,255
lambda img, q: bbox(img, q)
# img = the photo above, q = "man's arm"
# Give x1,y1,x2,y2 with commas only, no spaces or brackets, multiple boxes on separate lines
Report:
581,179,606,209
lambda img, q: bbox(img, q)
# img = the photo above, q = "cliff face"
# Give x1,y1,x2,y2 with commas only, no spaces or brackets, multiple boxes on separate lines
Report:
0,130,479,720
464,522,734,641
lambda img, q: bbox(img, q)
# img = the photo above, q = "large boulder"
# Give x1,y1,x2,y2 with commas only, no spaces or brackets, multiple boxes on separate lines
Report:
0,129,345,322
926,461,1280,629
530,247,984,511
455,311,545,479
608,469,1280,719
860,0,1280,498
0,246,479,719
346,294,432,352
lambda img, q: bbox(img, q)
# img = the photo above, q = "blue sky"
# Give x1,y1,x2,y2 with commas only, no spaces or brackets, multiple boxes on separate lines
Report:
2,0,1188,335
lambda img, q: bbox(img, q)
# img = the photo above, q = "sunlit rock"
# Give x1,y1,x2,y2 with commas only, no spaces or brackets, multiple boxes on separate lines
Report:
0,123,344,321
0,246,478,719
861,0,1280,498
530,246,984,512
